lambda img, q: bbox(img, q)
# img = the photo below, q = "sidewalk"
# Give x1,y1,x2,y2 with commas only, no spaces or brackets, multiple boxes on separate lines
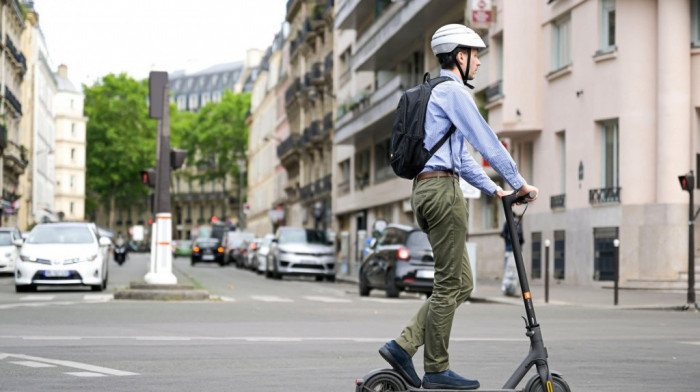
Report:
336,273,697,310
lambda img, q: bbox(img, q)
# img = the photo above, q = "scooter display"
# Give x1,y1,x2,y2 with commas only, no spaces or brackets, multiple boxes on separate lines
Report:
355,191,571,392
114,244,127,265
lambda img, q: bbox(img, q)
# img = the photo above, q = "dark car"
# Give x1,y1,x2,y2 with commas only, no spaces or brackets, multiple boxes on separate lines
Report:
191,237,226,266
359,224,435,298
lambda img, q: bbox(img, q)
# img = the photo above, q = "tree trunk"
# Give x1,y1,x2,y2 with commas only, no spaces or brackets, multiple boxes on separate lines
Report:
108,194,115,231
222,178,227,222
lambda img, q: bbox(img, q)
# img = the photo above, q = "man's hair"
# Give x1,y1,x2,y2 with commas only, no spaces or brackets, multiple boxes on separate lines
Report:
438,47,471,69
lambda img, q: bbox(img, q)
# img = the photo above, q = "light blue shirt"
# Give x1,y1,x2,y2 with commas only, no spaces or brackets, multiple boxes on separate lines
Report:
421,70,526,195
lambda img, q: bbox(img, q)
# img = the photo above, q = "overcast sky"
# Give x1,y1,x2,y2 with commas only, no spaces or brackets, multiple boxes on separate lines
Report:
34,0,287,89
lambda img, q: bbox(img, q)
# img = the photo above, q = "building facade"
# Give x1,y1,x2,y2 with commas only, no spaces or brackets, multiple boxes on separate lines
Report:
1,0,27,227
332,0,470,274
280,0,335,232
471,0,700,287
246,30,290,237
53,64,87,222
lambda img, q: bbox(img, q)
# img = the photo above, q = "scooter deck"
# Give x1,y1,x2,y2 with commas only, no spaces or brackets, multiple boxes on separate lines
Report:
408,389,520,392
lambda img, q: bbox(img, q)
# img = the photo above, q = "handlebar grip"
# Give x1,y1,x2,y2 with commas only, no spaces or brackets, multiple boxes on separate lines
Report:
514,191,537,204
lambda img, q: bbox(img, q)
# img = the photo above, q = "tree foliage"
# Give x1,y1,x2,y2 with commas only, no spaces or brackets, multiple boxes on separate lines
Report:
83,74,156,220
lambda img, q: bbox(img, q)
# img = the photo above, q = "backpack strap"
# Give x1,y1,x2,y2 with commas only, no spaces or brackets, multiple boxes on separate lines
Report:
428,124,456,155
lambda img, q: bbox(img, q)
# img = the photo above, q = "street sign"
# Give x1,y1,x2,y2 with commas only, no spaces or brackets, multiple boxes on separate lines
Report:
132,225,144,241
149,71,168,119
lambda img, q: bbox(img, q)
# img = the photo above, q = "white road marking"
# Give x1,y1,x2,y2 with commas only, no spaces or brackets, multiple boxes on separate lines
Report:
680,341,700,346
10,361,56,368
20,295,55,301
219,296,236,302
303,296,352,303
135,336,192,341
0,353,138,376
23,336,82,341
83,294,113,301
250,295,294,303
65,372,107,378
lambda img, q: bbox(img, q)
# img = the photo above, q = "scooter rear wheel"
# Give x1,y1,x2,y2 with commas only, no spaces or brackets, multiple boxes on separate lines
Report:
362,372,407,391
525,374,571,392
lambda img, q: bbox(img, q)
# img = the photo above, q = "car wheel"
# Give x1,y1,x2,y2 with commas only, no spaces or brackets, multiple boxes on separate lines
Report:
359,269,371,297
91,283,103,292
191,259,197,267
272,259,282,280
385,270,400,298
325,275,336,283
315,275,324,282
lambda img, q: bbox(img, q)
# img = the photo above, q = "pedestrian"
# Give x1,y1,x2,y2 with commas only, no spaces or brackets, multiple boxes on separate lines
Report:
378,24,538,390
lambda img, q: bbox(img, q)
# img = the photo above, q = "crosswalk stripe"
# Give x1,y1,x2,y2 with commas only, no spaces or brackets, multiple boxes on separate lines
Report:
303,296,352,303
65,372,107,378
83,294,113,301
250,295,294,303
361,298,418,304
19,295,55,301
10,361,56,368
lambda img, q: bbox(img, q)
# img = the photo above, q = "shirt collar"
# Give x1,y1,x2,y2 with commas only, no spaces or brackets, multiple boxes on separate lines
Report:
440,69,463,84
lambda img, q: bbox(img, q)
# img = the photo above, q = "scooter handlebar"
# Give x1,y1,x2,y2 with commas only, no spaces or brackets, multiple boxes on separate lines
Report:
503,191,537,207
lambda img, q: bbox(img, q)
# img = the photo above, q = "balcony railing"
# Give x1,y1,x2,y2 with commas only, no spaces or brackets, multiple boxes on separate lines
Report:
277,134,300,159
300,183,313,201
485,80,503,102
589,187,621,205
323,112,333,132
0,124,7,149
5,35,26,71
285,78,301,105
4,86,22,115
311,62,323,81
315,174,332,195
550,194,566,209
324,52,333,77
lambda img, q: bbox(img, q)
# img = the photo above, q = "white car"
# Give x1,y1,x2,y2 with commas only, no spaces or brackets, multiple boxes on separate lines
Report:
255,234,276,275
15,223,110,292
0,227,22,274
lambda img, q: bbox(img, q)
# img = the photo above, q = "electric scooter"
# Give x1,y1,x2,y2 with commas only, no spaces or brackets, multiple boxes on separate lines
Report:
355,191,571,392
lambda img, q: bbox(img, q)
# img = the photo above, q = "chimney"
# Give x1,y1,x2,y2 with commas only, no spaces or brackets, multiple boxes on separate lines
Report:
58,64,68,78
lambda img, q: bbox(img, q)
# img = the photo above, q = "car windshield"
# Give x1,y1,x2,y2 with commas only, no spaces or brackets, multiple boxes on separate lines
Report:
179,240,192,247
27,226,94,244
197,238,219,246
229,238,245,247
406,231,431,250
262,237,273,247
278,229,328,245
0,232,12,246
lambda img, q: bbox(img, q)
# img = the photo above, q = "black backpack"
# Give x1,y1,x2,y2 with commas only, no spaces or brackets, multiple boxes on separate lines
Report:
389,73,456,180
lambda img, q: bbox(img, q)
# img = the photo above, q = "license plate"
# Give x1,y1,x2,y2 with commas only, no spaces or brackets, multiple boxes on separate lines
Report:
416,270,434,279
44,270,70,277
202,255,214,260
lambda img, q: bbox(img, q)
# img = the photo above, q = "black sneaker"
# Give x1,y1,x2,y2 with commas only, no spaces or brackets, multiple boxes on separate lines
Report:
378,340,421,388
422,369,480,390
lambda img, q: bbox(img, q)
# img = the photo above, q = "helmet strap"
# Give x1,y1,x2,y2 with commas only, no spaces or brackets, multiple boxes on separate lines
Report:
454,48,474,89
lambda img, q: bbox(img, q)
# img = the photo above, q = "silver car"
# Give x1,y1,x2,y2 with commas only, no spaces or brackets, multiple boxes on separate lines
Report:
267,227,336,281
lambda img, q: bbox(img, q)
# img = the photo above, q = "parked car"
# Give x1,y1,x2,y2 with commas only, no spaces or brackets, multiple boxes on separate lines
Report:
255,234,275,275
359,224,435,298
0,227,22,275
243,238,263,270
267,227,336,281
224,231,255,267
172,239,193,258
191,237,226,266
14,223,110,292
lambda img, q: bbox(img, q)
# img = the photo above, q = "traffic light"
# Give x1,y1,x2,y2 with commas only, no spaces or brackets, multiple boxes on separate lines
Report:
170,147,188,170
679,172,695,192
140,168,156,187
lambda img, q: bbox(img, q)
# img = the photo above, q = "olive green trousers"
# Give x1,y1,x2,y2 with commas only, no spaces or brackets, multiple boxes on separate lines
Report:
395,176,474,373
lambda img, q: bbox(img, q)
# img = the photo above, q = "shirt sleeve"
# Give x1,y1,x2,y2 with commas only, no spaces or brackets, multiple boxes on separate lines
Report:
459,144,499,195
443,86,526,191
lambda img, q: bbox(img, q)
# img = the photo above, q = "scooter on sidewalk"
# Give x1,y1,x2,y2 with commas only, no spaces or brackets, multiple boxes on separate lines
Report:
355,191,571,392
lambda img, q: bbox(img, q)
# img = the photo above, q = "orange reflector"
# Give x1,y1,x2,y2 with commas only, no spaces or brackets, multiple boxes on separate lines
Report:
524,292,531,299
193,246,200,252
218,247,224,253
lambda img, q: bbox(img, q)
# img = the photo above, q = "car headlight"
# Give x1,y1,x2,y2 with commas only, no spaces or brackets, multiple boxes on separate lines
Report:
20,255,36,262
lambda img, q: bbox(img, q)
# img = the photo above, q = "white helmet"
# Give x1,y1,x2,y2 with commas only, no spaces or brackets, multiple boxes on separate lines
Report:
430,24,486,56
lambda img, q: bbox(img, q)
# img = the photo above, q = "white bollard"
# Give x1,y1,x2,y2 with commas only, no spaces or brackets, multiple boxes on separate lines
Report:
144,213,177,284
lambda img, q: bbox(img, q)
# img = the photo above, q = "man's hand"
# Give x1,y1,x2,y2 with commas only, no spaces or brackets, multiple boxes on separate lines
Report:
516,184,538,202
495,188,513,199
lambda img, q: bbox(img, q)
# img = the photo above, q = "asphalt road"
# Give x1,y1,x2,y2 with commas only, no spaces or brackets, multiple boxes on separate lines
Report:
0,252,698,392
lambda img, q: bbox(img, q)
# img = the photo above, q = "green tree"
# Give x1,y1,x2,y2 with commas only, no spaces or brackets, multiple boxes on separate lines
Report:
186,90,250,219
84,73,156,227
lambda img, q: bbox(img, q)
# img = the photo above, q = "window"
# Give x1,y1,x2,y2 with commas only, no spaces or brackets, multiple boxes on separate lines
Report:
70,99,74,109
554,230,565,280
70,202,74,214
70,176,75,188
601,120,619,188
177,95,187,111
600,0,616,52
339,159,350,184
201,92,211,107
593,227,618,281
355,149,371,191
693,0,700,46
481,179,503,230
374,138,393,184
340,49,352,75
379,228,403,246
551,14,571,71
71,148,76,161
189,94,199,110
557,131,566,194
71,123,76,136
213,91,222,103
531,232,542,279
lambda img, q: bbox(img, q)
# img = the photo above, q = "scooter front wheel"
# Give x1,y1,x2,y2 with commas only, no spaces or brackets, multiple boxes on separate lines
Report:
360,372,408,391
524,373,571,392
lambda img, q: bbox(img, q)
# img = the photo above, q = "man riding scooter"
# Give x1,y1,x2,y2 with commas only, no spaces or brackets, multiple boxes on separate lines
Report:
114,232,128,265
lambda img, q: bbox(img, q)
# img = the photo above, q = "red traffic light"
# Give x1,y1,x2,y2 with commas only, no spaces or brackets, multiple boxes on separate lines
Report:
211,216,218,223
148,219,154,225
679,172,695,192
140,168,156,187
